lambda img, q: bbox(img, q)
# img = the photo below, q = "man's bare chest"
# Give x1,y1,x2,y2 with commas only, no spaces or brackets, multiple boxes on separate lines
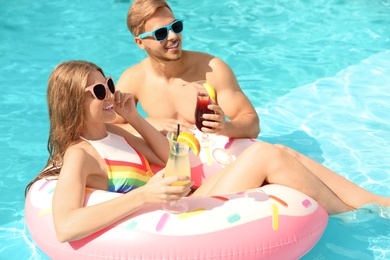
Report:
137,84,197,122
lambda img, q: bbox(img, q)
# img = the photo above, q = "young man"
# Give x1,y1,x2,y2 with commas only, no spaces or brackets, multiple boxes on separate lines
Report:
108,1,390,212
112,0,260,139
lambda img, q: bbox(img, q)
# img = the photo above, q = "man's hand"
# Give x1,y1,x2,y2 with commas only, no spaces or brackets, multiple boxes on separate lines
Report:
200,104,226,135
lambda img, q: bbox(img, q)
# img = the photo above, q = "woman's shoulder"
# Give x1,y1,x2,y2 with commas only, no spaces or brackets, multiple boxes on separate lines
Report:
61,140,105,180
64,140,101,166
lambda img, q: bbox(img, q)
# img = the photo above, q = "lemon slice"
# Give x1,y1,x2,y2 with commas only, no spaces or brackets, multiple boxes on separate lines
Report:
203,82,216,104
177,132,201,156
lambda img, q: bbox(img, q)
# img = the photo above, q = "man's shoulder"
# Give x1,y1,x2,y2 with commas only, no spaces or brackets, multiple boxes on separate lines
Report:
117,60,147,91
184,50,215,60
185,50,227,67
121,60,146,78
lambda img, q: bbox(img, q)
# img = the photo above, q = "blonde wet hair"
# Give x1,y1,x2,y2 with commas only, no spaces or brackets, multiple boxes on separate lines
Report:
127,0,172,37
25,60,105,195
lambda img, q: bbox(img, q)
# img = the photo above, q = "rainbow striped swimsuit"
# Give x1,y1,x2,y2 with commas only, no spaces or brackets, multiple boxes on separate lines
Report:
81,132,154,193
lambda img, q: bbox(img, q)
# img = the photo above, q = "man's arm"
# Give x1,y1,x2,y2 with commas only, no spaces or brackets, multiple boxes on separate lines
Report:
206,57,260,138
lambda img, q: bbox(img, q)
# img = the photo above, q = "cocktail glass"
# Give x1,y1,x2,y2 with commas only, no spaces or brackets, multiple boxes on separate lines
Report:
193,81,233,166
162,132,191,214
194,81,216,147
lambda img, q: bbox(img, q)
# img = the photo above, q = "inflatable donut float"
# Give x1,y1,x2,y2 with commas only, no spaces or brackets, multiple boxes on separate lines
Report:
25,177,328,259
188,129,260,188
145,129,259,188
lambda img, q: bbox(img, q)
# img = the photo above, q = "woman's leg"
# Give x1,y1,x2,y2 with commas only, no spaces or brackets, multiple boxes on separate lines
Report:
194,141,353,215
274,144,390,208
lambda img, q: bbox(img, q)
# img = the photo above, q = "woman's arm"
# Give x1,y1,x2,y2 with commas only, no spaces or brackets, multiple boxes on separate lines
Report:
52,147,143,242
52,147,191,243
107,123,168,167
111,92,170,165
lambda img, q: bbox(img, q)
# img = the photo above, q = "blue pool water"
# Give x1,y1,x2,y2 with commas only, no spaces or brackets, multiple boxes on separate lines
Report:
1,0,389,259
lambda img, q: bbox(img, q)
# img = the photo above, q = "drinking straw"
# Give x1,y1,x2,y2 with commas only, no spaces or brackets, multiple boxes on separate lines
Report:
175,124,180,153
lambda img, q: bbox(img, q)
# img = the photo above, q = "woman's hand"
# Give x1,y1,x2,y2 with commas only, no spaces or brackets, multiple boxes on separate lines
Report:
139,169,193,204
114,90,138,120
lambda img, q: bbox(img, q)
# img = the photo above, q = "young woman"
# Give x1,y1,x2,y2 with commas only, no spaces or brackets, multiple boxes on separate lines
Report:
26,60,389,243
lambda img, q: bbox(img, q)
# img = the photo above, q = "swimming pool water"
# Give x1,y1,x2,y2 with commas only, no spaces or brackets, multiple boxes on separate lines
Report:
1,0,389,259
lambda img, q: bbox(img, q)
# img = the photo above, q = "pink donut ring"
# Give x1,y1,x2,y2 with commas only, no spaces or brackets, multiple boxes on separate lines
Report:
188,130,258,188
25,177,328,259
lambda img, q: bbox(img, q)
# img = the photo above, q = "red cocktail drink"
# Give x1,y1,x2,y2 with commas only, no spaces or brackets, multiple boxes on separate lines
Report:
195,93,214,130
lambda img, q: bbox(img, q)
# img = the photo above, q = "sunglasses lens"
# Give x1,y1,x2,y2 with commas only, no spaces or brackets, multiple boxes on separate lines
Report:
107,78,115,94
93,84,106,100
154,28,168,41
172,20,183,33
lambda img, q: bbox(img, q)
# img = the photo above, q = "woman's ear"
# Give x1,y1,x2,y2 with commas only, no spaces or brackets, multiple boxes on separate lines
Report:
134,37,146,50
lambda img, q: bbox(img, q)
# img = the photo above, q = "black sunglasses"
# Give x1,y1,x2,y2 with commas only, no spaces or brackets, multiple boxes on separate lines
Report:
85,77,115,100
137,19,183,42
